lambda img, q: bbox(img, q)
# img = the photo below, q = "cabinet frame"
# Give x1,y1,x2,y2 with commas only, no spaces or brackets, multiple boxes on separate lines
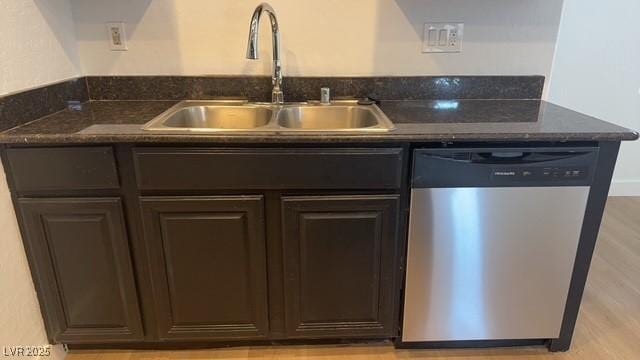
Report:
1,144,410,346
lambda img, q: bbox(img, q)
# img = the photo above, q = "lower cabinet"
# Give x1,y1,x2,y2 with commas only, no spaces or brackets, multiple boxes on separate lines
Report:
17,194,401,343
7,147,406,345
281,195,400,338
18,198,144,343
140,196,269,340
140,194,400,341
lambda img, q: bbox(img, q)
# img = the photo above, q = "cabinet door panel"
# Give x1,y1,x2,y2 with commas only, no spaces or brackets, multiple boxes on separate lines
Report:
141,196,269,340
19,198,143,343
281,195,400,338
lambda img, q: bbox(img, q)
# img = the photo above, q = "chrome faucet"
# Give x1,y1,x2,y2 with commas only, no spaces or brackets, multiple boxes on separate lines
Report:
246,3,283,104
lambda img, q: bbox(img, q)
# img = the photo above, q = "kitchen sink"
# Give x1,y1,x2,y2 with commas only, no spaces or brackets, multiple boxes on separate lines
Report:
142,101,275,132
162,106,272,129
142,100,395,133
277,105,385,130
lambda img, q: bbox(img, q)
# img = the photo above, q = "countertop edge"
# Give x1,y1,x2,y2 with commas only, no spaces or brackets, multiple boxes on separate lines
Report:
1,131,637,145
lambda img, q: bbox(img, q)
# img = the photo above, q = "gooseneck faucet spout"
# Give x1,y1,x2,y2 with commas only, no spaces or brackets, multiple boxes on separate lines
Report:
246,3,283,104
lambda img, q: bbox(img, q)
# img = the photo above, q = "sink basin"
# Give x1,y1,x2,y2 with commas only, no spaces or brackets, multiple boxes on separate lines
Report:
143,100,395,133
142,101,275,132
277,105,385,130
164,106,272,129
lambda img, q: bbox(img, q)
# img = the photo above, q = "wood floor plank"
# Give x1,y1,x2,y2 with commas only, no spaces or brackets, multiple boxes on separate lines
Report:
67,197,640,360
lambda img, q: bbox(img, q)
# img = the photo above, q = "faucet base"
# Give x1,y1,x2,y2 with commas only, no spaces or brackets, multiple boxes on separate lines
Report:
272,89,284,104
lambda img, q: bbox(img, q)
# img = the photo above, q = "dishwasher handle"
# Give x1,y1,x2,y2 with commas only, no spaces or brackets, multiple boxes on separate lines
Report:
475,151,532,162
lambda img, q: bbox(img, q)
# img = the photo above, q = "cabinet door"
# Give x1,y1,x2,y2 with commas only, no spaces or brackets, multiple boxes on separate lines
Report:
140,196,269,340
18,198,143,343
281,195,400,338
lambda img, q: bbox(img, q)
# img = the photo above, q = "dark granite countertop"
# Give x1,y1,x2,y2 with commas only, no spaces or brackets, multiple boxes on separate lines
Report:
0,99,637,144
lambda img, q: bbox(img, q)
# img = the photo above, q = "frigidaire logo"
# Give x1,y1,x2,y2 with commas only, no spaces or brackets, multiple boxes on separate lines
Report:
494,171,516,176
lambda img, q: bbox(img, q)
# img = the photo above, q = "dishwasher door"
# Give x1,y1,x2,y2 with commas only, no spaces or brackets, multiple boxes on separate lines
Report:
402,147,600,343
402,186,589,342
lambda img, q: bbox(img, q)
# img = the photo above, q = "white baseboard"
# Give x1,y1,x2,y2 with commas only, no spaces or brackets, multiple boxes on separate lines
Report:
48,344,67,360
609,180,640,196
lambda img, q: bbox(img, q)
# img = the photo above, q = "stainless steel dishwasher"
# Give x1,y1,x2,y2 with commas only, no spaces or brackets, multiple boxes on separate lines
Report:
402,147,598,343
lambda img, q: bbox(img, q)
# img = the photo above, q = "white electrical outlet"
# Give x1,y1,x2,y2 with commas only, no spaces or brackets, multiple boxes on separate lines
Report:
106,22,127,51
422,23,463,53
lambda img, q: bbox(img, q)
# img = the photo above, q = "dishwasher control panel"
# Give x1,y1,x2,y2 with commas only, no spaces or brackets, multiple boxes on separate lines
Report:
492,166,590,182
413,147,598,188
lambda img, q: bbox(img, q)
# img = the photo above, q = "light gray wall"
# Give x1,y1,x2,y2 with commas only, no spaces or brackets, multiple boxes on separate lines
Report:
70,0,563,89
0,1,79,357
0,0,80,96
549,0,640,195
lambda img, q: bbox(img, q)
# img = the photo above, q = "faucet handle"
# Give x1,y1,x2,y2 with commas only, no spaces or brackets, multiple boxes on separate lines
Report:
320,87,331,104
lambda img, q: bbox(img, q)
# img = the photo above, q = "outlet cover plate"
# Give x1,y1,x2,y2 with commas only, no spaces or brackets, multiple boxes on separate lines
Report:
423,23,464,53
106,22,127,51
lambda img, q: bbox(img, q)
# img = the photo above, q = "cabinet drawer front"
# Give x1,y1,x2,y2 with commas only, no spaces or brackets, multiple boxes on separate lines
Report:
133,148,403,190
6,147,119,192
18,198,143,343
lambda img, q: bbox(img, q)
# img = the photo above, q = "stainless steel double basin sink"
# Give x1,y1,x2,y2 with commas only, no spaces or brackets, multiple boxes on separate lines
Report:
142,100,395,133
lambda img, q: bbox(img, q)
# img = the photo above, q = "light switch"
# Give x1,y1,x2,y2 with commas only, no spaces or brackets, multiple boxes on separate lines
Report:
438,29,448,46
427,29,438,46
422,23,464,53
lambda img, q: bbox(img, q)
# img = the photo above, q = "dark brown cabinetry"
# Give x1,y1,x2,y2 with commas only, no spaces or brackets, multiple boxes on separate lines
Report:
140,196,269,340
7,147,119,192
281,195,400,338
3,145,406,345
18,198,143,343
133,148,403,191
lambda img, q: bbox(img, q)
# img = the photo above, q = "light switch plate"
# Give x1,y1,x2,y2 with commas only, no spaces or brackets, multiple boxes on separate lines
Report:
422,23,464,53
106,22,127,51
